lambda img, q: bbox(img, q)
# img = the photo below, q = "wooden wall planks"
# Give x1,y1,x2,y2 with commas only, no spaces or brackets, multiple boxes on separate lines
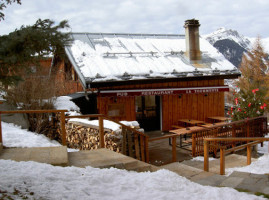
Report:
97,79,226,131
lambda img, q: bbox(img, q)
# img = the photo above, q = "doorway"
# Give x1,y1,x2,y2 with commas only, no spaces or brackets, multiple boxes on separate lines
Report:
135,95,161,131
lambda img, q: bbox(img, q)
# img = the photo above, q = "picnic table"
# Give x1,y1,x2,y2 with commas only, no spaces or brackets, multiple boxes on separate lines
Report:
207,116,230,123
178,119,205,127
169,126,205,148
199,122,227,128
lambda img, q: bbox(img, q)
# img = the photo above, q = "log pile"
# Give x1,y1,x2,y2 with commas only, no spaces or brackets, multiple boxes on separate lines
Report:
66,121,123,152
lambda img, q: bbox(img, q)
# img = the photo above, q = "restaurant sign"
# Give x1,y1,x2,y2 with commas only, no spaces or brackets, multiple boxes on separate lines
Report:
99,86,229,97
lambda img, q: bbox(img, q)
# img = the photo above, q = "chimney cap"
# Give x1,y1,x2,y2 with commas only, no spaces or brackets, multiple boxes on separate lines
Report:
184,19,200,27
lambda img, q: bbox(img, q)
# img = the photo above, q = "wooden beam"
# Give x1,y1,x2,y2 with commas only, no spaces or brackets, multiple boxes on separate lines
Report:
204,140,209,172
140,135,145,162
247,145,252,165
220,147,225,175
98,116,105,148
145,136,149,163
172,136,177,162
60,111,67,146
0,110,67,114
204,137,269,142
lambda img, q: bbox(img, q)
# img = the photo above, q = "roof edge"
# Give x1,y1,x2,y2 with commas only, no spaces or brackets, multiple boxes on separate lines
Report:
88,74,241,89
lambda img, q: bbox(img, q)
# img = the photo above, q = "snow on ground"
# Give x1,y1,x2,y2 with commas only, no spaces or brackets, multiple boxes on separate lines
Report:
1,122,61,148
0,160,264,200
0,121,268,199
225,134,269,176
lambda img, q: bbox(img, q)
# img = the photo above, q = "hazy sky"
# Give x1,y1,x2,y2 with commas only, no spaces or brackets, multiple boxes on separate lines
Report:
1,0,269,37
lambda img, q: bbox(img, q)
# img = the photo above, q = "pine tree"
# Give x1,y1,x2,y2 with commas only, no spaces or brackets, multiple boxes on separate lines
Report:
0,18,71,86
230,37,269,121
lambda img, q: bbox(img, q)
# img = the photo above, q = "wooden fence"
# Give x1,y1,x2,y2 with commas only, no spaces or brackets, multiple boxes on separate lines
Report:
0,110,68,145
191,116,267,157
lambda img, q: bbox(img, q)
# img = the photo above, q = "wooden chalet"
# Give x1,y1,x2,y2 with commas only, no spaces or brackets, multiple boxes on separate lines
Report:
62,19,240,132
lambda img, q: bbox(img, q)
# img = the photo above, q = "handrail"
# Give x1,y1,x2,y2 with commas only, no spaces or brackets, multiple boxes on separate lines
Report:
148,134,178,162
204,137,269,175
148,134,176,142
0,110,68,114
65,114,103,119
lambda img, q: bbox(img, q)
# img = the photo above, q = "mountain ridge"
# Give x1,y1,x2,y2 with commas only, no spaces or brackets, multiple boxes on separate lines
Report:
203,28,269,68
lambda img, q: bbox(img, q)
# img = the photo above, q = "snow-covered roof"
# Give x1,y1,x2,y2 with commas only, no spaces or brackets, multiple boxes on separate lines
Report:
65,33,240,89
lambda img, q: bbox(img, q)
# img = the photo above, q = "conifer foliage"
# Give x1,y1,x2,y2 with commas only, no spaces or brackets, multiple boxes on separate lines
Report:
0,18,71,86
230,37,269,121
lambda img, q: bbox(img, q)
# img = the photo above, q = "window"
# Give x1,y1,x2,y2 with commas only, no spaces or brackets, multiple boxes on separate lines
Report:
107,104,125,117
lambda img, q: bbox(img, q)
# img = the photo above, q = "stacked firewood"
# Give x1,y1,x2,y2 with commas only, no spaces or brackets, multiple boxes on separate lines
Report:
66,122,122,152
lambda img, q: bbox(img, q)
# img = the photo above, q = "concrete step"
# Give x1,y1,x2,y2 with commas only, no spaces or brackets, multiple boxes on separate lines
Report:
0,146,68,166
223,171,269,195
160,162,217,182
68,148,159,172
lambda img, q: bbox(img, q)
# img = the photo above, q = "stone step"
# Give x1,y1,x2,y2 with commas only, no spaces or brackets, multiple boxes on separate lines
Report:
160,162,216,181
0,146,68,166
68,148,158,172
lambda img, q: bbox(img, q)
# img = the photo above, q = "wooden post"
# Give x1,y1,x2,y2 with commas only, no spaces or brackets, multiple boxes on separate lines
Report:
172,136,177,162
140,135,145,162
122,128,127,155
247,145,252,165
98,116,105,148
192,134,196,157
220,147,225,175
134,134,141,160
60,111,67,146
232,124,236,148
204,140,209,172
145,136,149,163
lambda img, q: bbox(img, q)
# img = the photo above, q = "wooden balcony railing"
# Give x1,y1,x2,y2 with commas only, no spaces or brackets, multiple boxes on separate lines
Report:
191,116,267,157
204,137,269,175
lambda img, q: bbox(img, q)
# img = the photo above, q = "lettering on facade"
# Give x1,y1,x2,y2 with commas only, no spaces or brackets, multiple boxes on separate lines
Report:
117,92,128,97
108,87,224,97
141,90,174,96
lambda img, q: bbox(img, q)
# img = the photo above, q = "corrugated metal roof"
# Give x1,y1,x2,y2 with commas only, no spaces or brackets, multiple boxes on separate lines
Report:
65,32,239,89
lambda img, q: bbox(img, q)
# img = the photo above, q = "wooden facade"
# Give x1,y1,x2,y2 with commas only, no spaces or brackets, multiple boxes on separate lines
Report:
97,78,225,131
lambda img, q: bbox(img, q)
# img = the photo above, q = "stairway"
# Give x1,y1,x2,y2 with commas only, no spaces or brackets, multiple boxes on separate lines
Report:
68,148,159,172
161,154,269,195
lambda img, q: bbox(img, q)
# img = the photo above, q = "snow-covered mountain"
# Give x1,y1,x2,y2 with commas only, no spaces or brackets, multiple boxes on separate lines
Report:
203,28,252,67
204,28,269,68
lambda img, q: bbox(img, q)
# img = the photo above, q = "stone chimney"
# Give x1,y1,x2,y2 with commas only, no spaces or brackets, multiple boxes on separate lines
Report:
184,19,201,61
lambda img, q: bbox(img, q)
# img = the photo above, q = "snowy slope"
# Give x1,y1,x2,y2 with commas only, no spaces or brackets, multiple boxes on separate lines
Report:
0,119,268,199
0,160,264,200
204,27,252,50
